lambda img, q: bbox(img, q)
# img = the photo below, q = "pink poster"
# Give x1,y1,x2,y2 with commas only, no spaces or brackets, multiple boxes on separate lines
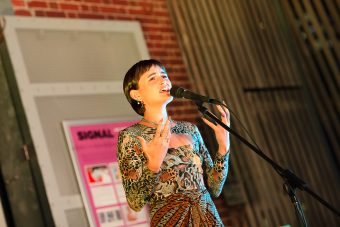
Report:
63,119,149,227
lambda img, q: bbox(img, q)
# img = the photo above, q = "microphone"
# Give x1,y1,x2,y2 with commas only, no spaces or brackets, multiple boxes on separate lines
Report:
170,85,220,104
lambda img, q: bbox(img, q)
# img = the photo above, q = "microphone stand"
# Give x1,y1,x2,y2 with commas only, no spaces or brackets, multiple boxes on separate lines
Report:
195,101,340,227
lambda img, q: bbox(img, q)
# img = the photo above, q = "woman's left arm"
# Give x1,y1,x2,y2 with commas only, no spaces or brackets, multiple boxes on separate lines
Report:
199,104,231,197
202,104,230,156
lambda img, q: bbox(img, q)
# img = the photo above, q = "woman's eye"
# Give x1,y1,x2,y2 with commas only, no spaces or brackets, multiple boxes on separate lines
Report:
161,74,168,79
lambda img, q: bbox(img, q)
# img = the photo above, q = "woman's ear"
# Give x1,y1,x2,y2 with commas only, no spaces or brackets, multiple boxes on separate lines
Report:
130,89,141,101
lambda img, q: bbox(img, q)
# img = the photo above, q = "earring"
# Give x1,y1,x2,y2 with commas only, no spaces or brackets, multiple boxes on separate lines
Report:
137,100,144,106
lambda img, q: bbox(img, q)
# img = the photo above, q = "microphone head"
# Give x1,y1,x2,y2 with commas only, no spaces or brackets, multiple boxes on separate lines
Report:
170,85,185,98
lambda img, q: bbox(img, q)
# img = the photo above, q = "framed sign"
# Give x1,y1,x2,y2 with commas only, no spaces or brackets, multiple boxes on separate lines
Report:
63,119,149,227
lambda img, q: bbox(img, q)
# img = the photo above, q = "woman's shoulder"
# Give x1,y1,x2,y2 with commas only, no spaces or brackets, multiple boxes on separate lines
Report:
118,123,141,137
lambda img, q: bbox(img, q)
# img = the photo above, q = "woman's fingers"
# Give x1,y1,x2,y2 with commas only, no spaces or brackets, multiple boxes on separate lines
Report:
217,105,227,125
161,118,171,144
217,105,226,118
202,117,216,129
155,119,164,138
153,118,171,145
217,104,230,126
217,105,229,118
222,101,230,118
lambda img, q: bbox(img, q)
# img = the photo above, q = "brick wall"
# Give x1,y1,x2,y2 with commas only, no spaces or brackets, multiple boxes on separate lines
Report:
11,0,198,121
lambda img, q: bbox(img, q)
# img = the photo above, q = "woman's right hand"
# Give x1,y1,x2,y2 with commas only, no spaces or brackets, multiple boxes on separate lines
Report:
137,118,171,172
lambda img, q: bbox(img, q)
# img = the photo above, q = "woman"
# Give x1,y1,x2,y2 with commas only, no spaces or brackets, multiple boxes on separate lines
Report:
117,59,230,226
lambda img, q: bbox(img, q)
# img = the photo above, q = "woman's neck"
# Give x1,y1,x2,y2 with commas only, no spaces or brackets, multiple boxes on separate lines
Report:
143,105,168,123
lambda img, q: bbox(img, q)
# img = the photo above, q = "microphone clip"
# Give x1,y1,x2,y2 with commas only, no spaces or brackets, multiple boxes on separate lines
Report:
195,101,218,126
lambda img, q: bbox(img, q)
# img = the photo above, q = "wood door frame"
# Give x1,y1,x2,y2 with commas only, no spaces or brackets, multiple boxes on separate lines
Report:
0,42,55,227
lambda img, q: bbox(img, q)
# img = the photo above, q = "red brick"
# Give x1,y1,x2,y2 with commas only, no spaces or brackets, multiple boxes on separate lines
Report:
147,42,163,48
170,108,196,115
150,51,168,57
166,68,187,75
152,7,168,13
35,10,45,16
172,77,192,84
49,2,58,9
161,59,184,65
169,66,187,73
78,13,105,19
170,75,189,81
163,35,177,40
172,81,191,88
176,114,199,122
15,9,31,16
45,11,66,17
82,0,102,3
147,34,163,40
68,13,78,18
163,43,179,48
128,8,145,15
28,1,48,8
102,0,111,3
91,6,99,12
153,10,168,17
159,27,173,32
139,17,159,24
60,3,79,11
161,55,183,61
169,102,190,109
115,15,134,20
81,5,90,11
136,1,152,7
12,0,25,7
100,6,125,14
112,0,128,4
141,3,153,14
142,25,160,33
143,25,173,33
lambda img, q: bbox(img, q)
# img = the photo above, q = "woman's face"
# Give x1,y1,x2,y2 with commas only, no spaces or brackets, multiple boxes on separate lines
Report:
130,65,173,109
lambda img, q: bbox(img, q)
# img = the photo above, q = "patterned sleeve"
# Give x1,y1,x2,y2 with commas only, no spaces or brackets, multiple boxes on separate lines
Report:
192,124,229,197
117,129,161,211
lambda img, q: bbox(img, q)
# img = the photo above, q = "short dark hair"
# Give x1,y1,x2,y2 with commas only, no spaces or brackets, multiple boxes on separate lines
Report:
123,59,166,116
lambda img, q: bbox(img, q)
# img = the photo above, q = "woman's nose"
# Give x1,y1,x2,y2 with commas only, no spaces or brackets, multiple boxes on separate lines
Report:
160,77,167,85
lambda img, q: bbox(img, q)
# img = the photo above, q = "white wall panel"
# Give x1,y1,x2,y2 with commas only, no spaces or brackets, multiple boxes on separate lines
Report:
3,15,149,227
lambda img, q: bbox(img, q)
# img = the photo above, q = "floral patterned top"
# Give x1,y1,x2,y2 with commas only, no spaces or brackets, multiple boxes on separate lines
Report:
117,121,229,226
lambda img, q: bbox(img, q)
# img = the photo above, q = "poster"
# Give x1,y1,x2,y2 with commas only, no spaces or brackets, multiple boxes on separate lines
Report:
63,119,149,227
